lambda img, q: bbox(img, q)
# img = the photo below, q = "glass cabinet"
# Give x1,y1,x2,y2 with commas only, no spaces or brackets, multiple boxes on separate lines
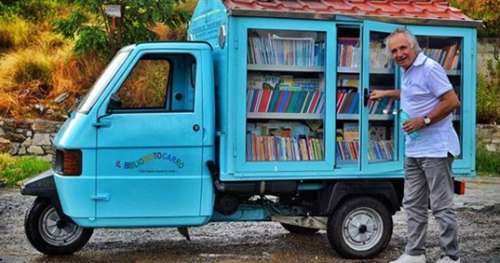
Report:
407,25,475,170
246,29,326,162
235,18,335,174
231,18,475,176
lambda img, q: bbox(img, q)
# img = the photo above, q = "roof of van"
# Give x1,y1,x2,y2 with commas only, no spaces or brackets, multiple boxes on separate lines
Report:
223,0,481,27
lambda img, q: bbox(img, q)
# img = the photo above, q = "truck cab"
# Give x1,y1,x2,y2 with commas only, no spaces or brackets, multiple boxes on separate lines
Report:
57,42,215,227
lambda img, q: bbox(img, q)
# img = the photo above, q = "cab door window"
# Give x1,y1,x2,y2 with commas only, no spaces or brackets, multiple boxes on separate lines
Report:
108,53,195,113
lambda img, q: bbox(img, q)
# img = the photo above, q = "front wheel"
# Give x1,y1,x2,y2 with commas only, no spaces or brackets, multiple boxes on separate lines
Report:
327,197,392,259
24,198,93,255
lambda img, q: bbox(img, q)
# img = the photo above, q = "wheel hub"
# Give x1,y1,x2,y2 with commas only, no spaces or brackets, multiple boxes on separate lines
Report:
342,207,384,251
39,206,83,246
56,220,67,229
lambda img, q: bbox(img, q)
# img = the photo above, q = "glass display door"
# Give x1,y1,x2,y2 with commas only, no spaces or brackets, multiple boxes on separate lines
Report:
407,25,474,170
234,18,335,174
362,21,403,173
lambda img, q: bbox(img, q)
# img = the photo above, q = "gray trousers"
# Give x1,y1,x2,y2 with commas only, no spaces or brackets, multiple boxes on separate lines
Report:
403,154,459,258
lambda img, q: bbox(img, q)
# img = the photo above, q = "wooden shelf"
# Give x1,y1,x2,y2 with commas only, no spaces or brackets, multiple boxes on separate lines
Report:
337,114,394,120
337,66,360,73
247,64,324,72
336,160,358,165
247,112,323,120
370,68,394,74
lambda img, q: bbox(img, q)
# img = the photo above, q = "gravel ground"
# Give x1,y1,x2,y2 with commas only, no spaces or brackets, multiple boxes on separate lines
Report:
1,176,499,263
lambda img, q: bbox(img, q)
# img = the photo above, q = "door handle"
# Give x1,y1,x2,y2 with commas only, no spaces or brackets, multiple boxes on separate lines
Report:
364,88,369,107
93,120,111,128
193,124,200,132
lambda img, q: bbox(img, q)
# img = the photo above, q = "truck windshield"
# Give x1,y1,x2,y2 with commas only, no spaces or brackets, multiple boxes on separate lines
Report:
76,47,133,114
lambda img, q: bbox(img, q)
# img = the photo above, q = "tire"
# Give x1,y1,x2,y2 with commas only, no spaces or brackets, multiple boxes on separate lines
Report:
327,197,392,259
281,223,319,235
24,198,93,255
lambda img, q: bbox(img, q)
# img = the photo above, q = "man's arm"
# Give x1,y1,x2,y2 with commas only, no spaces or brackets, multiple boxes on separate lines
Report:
402,89,460,133
369,89,400,100
426,89,460,124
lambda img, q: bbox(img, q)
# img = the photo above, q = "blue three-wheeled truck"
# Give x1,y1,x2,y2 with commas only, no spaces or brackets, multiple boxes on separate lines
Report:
21,0,478,259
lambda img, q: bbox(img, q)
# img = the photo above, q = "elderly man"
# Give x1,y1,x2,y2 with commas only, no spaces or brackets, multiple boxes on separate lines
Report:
370,28,461,263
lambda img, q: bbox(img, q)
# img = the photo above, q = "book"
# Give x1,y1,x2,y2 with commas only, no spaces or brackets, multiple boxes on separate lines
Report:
343,122,359,141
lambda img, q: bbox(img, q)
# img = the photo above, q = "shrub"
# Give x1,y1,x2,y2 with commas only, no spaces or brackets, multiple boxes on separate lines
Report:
0,48,54,86
8,0,57,22
14,61,51,83
0,16,31,50
0,44,75,119
0,154,51,187
476,143,500,176
477,58,500,124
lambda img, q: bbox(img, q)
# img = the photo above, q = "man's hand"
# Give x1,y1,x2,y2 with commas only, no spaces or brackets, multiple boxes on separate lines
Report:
369,90,387,100
403,117,425,133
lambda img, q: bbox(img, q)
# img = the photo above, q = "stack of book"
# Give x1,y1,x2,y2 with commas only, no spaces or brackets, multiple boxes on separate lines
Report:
336,90,359,114
369,42,394,70
337,77,359,88
336,141,359,161
247,89,325,114
247,74,320,91
367,97,394,114
336,122,359,161
337,37,361,69
248,33,325,67
246,134,324,161
423,43,460,71
368,141,393,161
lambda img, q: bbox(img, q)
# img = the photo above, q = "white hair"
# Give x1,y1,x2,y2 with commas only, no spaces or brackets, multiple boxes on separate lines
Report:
384,27,422,55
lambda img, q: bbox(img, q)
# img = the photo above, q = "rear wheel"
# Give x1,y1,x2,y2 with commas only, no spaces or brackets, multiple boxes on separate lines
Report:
24,198,93,255
327,197,392,259
281,223,319,235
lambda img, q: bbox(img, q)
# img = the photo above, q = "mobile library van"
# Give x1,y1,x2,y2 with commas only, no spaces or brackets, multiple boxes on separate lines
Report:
21,0,480,259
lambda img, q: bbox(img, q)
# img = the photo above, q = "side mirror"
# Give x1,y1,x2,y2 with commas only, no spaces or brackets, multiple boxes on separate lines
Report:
107,93,122,112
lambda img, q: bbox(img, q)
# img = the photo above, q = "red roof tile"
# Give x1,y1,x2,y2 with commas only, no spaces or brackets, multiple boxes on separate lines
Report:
224,0,476,25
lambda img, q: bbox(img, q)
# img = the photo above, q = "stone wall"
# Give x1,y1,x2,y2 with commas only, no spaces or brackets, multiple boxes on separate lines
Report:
0,118,62,161
477,124,500,153
477,38,499,74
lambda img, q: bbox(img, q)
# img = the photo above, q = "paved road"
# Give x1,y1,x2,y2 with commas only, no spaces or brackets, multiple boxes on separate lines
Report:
1,176,499,263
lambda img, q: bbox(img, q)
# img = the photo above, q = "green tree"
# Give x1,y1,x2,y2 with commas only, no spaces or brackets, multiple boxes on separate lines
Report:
54,0,191,58
450,0,500,37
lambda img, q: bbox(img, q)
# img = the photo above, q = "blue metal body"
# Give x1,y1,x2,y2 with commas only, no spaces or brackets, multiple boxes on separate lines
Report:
50,0,476,227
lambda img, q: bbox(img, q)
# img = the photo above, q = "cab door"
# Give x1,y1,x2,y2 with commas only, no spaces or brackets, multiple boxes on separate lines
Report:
94,48,204,224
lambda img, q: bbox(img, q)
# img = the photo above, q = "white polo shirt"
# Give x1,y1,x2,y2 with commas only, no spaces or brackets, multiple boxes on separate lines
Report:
400,52,461,158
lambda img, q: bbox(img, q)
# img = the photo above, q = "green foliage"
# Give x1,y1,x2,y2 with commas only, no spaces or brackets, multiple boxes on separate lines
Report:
477,57,500,124
476,143,500,176
0,0,57,21
0,154,51,187
54,0,191,58
74,26,109,57
53,10,88,38
450,0,500,38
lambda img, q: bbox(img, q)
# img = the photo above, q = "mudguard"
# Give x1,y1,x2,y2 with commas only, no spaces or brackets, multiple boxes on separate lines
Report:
20,170,71,222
